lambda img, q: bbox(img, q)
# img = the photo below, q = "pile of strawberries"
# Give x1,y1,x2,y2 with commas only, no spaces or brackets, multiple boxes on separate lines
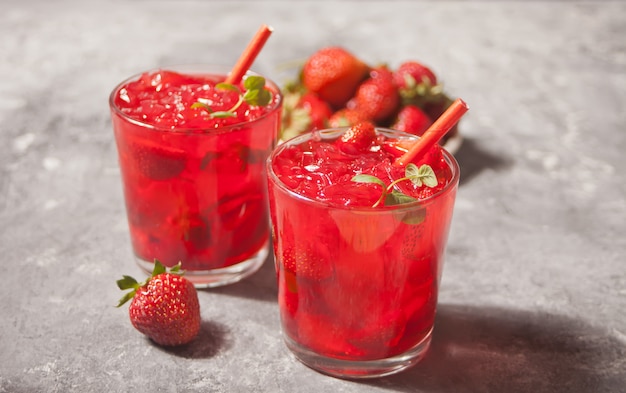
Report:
281,46,459,143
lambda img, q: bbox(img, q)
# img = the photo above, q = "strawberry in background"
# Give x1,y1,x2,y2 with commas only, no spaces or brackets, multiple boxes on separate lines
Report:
301,47,370,109
394,60,438,96
281,47,367,141
346,66,400,123
391,105,433,136
281,90,333,141
279,47,460,145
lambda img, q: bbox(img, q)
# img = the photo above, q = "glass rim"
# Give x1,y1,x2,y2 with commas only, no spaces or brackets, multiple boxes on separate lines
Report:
108,64,283,135
267,127,461,213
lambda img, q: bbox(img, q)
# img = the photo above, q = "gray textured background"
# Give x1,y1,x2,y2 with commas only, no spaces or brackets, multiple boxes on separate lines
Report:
1,1,625,392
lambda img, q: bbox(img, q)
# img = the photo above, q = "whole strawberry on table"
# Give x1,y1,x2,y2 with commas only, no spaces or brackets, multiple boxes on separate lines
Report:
117,260,201,346
281,46,459,145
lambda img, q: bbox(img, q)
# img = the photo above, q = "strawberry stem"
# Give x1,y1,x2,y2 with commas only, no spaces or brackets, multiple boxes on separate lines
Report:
115,260,183,307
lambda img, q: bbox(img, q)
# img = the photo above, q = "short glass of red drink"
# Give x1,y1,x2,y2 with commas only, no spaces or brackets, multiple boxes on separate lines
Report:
109,65,282,288
267,126,459,378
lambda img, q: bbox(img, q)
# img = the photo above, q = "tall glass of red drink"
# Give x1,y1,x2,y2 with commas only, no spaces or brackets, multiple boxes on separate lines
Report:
110,65,282,287
267,126,459,378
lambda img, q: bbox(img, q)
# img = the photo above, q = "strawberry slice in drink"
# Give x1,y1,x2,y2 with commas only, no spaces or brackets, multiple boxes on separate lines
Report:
280,244,335,282
200,142,267,175
278,269,300,318
293,310,367,360
321,181,381,207
132,211,211,268
128,140,187,181
347,307,408,359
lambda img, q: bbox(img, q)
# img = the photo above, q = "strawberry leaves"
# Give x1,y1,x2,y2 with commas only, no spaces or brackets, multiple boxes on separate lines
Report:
191,75,272,118
116,275,141,307
116,260,183,307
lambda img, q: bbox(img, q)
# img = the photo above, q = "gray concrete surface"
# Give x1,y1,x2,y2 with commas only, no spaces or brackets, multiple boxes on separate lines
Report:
1,1,625,392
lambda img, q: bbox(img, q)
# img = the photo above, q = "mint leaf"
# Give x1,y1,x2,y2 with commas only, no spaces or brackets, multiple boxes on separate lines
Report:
210,111,237,118
191,102,213,113
255,88,272,106
405,163,421,185
386,191,426,224
405,163,437,188
243,76,266,91
418,165,438,187
243,89,259,102
352,174,386,189
215,83,240,92
399,208,426,225
243,76,271,106
385,191,418,206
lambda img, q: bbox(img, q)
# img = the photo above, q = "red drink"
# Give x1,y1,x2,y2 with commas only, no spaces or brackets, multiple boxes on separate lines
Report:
267,126,459,378
110,66,282,287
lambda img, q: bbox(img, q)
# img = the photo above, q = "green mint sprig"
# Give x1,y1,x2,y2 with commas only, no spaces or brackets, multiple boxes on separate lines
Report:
352,163,437,208
191,75,272,118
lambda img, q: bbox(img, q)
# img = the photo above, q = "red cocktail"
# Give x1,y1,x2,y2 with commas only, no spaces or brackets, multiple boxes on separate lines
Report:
110,66,282,287
267,124,459,378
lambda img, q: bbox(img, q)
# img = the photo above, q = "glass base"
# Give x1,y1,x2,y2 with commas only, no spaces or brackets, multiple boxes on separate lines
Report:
134,241,269,288
283,328,432,379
